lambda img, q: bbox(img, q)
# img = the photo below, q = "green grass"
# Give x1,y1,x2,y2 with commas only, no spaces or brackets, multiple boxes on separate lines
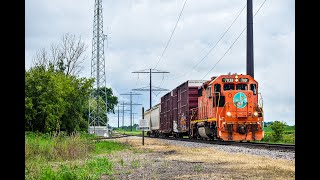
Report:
26,156,113,180
25,131,95,161
25,131,131,179
114,128,147,136
94,140,130,154
259,125,295,144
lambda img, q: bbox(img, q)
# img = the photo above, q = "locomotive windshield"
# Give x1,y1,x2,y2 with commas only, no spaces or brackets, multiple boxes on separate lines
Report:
223,84,234,90
236,84,248,90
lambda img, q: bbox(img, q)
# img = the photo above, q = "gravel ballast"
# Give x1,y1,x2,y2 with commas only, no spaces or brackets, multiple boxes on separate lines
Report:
153,138,295,161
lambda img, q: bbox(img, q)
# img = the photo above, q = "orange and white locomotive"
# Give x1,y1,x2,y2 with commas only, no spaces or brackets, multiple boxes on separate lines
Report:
189,73,264,141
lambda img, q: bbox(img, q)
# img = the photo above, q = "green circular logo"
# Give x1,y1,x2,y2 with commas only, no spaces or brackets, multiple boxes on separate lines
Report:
233,92,247,108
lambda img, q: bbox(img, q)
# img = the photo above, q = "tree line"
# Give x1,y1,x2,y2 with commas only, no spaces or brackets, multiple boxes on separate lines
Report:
25,33,118,133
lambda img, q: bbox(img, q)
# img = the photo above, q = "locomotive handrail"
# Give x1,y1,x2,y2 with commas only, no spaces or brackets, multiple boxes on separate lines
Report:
258,93,263,109
213,92,221,108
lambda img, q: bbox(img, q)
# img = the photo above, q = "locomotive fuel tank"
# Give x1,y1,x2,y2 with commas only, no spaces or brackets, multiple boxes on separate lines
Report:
198,127,214,139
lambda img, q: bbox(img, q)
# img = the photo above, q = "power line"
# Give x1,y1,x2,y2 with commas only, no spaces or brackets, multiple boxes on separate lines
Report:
132,69,169,109
154,72,166,97
201,28,246,79
120,92,142,131
166,2,247,81
153,0,188,69
114,106,130,128
201,0,267,79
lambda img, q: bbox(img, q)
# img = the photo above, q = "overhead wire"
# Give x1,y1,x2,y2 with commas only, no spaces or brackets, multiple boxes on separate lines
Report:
153,0,188,69
152,0,188,97
166,2,247,81
201,0,267,79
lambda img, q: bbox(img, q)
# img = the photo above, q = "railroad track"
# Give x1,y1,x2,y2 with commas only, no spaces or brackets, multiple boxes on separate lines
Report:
91,134,131,140
147,136,295,151
108,133,294,151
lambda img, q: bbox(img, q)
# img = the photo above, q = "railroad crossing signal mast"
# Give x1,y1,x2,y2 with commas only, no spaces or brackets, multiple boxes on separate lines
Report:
88,0,109,136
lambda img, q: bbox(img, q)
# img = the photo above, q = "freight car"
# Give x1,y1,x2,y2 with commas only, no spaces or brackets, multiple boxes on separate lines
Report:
144,103,161,137
145,74,264,141
159,80,206,138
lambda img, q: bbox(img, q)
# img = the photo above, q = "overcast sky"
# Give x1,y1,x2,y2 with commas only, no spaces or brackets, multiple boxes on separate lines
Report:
25,0,295,127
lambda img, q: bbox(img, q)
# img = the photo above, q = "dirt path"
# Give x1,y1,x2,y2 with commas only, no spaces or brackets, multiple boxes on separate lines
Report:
101,137,295,180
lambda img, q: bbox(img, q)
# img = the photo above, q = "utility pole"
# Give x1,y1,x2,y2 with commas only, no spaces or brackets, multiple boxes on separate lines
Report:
114,105,130,128
120,92,142,131
132,112,139,128
247,0,254,78
142,107,144,145
122,101,124,128
88,0,109,136
132,68,169,109
132,69,169,129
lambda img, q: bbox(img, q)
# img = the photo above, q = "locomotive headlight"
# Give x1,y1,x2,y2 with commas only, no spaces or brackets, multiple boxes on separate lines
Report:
253,111,258,116
226,111,231,117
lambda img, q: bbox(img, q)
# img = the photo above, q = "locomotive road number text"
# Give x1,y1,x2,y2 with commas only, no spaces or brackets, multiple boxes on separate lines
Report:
222,78,234,82
239,78,249,82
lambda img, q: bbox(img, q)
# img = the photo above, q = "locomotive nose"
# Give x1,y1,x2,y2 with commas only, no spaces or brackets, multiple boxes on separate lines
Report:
225,91,254,118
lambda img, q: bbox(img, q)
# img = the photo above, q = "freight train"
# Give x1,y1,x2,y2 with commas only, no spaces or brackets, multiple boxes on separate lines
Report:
144,73,264,141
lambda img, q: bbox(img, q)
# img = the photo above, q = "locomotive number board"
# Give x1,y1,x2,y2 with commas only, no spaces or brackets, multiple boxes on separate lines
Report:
239,78,249,82
222,78,234,82
222,78,249,83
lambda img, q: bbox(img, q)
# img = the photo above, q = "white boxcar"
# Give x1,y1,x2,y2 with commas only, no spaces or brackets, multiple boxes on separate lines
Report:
144,103,160,131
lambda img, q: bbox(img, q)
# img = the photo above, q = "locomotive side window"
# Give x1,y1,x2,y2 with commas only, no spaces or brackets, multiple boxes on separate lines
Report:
198,87,202,97
236,84,248,90
223,84,234,91
212,97,215,107
215,95,225,107
214,84,221,93
250,84,257,95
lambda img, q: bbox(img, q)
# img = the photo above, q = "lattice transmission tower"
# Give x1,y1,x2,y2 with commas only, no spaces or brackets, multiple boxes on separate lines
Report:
88,0,109,136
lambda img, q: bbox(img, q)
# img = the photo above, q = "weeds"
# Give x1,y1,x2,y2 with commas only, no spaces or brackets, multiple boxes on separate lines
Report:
119,158,125,167
26,157,113,179
25,131,130,179
131,159,141,168
193,164,204,172
25,131,94,161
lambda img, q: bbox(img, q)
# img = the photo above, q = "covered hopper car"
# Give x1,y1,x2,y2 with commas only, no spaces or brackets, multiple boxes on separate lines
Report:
144,103,161,136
